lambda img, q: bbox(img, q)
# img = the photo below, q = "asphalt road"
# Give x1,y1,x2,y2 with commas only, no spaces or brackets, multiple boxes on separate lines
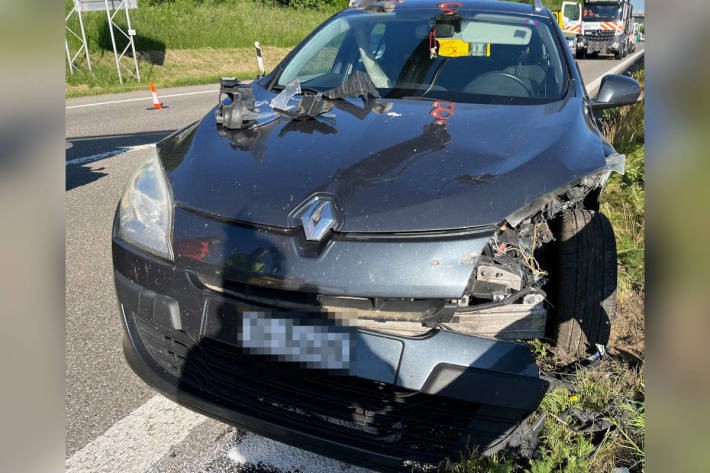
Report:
65,45,644,473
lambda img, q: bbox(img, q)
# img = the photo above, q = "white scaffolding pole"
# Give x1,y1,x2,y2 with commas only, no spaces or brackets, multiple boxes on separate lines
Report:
104,0,140,85
65,0,92,74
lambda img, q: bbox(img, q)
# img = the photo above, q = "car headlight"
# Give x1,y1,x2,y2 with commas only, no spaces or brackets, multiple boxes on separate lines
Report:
118,149,174,260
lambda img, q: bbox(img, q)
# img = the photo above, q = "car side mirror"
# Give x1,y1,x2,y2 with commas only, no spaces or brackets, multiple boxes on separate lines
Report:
590,74,642,110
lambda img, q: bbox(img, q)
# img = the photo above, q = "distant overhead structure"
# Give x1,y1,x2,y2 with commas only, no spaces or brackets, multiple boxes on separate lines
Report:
71,0,141,84
65,0,92,74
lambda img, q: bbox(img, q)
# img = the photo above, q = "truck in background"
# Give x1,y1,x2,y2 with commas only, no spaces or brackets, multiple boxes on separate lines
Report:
552,2,583,55
560,1,583,36
576,0,635,60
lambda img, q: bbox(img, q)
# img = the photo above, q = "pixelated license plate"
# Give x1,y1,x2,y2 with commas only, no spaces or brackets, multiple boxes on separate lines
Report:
238,311,353,369
202,297,354,370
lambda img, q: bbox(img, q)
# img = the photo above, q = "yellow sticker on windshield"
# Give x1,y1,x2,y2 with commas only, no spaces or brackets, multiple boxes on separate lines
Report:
437,39,469,57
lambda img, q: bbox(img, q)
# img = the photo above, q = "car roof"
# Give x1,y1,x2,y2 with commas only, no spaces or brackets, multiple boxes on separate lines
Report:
353,0,548,17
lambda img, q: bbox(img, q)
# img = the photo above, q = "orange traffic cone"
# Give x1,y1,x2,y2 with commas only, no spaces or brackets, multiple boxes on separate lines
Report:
150,81,163,109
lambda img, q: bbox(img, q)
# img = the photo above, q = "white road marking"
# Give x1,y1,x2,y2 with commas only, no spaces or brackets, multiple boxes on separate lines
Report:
66,394,207,473
66,89,218,110
586,49,645,94
226,431,376,473
66,143,156,166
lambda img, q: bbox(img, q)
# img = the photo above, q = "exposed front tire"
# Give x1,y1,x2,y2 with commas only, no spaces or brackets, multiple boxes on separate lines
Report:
552,209,617,356
576,49,585,59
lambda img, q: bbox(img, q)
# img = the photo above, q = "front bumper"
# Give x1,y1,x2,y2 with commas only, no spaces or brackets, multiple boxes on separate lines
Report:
113,232,548,471
580,34,622,54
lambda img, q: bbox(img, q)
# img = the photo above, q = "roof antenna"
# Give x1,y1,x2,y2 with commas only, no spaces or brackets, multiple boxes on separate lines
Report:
533,0,544,12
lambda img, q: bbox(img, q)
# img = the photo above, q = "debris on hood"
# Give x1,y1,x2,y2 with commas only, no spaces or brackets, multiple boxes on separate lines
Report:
215,77,259,130
272,72,381,120
269,78,302,112
323,70,380,101
216,71,383,127
273,93,335,121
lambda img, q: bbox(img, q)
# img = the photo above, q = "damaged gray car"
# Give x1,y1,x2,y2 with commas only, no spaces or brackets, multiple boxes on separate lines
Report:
112,0,642,471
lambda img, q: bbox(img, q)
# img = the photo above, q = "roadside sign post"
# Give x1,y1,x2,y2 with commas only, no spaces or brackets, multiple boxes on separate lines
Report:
103,0,140,84
65,0,92,74
75,0,140,85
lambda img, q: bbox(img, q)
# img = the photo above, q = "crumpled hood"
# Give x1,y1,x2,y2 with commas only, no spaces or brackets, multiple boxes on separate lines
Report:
161,85,606,233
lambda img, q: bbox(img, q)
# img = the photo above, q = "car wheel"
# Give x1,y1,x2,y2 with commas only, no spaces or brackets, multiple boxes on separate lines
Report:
622,43,628,57
552,209,617,356
576,49,585,59
615,49,623,60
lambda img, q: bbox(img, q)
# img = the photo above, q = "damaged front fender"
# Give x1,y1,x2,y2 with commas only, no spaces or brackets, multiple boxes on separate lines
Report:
505,153,626,227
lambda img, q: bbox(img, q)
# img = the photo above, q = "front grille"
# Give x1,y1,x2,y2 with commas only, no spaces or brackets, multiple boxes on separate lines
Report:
134,315,525,467
584,30,615,39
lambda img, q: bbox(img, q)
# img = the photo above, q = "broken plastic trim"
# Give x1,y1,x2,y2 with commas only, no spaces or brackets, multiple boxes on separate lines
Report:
216,77,279,130
215,77,259,130
271,72,381,120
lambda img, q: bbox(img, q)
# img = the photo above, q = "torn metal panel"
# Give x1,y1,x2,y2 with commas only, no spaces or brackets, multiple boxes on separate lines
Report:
272,94,335,120
323,70,381,100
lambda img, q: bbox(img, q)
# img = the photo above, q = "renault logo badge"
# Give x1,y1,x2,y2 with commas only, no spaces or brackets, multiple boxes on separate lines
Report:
298,198,337,242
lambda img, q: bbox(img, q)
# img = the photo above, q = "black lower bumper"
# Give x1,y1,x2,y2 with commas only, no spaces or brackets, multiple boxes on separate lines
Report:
114,239,548,471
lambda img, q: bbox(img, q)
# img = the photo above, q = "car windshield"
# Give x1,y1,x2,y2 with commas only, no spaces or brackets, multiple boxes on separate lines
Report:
275,8,568,105
583,5,622,21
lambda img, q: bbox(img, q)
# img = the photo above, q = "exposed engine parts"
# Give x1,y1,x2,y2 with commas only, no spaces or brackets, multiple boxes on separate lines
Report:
472,216,554,303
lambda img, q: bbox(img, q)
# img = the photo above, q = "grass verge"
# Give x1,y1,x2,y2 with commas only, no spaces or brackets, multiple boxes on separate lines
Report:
447,67,645,473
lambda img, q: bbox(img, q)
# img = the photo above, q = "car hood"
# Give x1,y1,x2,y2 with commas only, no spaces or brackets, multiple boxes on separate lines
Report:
161,85,606,233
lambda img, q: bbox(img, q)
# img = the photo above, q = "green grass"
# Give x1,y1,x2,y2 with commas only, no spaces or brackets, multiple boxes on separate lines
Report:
66,0,340,52
530,360,645,473
600,68,646,296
